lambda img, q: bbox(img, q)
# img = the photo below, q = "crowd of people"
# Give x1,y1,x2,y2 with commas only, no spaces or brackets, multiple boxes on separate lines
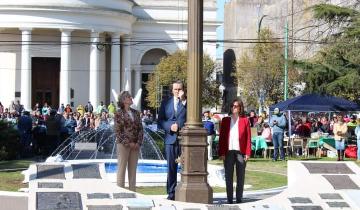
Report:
0,100,119,158
1,91,360,204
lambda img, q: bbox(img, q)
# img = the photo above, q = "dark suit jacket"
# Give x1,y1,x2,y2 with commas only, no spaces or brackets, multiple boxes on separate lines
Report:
158,96,186,145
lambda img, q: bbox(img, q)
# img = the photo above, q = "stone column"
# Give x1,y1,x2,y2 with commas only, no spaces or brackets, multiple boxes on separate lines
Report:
134,66,142,96
122,35,131,94
110,32,121,101
89,31,100,107
175,0,213,204
20,28,32,111
59,29,73,107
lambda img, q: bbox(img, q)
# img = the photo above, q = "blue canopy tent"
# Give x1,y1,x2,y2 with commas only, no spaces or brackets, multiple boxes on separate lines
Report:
270,93,360,112
269,94,360,136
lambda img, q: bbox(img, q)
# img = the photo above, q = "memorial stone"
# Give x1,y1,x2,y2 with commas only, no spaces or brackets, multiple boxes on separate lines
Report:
323,175,360,190
36,192,82,210
36,165,65,179
72,164,101,179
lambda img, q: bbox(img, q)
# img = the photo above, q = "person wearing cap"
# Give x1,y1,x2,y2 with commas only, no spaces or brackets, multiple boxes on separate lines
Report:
269,108,287,161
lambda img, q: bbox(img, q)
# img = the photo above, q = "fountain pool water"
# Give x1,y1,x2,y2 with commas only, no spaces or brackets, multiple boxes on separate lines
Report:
45,122,225,187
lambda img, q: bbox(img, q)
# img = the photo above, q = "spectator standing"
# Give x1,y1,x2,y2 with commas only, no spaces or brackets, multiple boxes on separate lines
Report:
85,101,94,113
218,98,251,204
45,109,61,156
9,101,16,114
108,101,116,117
17,111,33,156
42,103,50,117
0,102,4,114
269,108,287,161
114,91,143,191
203,111,215,160
96,101,105,114
33,103,41,113
64,104,72,114
355,119,360,162
333,115,348,161
248,110,257,127
58,104,65,114
76,104,85,117
64,112,77,137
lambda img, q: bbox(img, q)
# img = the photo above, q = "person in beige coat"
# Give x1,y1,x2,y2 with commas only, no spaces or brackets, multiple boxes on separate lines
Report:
333,115,348,161
114,91,144,191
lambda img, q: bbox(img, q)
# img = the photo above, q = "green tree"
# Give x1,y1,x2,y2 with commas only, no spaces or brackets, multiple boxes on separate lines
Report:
295,3,360,102
145,50,221,108
236,28,300,109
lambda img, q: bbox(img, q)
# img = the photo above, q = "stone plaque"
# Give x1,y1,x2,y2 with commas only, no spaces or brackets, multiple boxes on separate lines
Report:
87,193,110,199
38,182,63,189
292,206,323,210
36,192,82,210
127,208,152,210
326,202,350,208
288,197,312,204
113,192,136,199
36,165,65,179
207,205,241,210
319,193,343,200
302,163,354,174
72,164,101,179
189,149,205,172
87,205,123,210
323,175,360,190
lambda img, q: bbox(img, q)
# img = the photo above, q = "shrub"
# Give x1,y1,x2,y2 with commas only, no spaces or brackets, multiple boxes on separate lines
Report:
0,121,21,160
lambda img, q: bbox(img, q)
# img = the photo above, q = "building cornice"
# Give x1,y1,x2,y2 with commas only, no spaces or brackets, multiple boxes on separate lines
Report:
0,5,136,21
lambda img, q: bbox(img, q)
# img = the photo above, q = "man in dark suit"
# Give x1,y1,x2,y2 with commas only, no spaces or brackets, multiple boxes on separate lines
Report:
158,80,187,200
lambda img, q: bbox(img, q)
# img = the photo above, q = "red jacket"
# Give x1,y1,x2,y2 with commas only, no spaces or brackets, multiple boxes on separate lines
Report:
218,116,252,157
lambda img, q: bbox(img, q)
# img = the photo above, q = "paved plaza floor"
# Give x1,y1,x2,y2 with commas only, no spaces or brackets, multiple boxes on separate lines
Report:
1,160,360,210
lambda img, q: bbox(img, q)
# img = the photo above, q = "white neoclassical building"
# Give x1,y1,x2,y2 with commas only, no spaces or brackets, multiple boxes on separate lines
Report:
0,0,218,111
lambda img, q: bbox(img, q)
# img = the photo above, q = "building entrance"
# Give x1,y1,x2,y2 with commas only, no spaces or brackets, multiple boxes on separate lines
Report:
32,57,60,109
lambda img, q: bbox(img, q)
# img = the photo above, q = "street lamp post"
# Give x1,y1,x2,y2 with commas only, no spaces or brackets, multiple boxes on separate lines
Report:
175,0,213,203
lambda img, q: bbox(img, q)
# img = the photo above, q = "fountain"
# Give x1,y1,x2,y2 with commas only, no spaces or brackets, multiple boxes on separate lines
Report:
41,88,225,187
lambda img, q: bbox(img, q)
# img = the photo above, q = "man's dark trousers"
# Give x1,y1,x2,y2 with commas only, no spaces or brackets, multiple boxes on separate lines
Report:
165,140,180,200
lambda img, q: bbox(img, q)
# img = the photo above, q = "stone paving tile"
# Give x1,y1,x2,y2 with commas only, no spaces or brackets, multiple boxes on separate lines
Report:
38,182,63,189
36,165,65,179
318,193,343,200
207,205,241,210
87,205,123,210
36,192,82,210
323,175,360,190
288,197,313,204
72,164,101,179
326,202,350,208
292,206,323,210
302,163,355,174
87,193,111,199
113,192,136,199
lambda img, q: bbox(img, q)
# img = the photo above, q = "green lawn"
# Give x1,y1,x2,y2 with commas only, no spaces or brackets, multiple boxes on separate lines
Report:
0,159,34,192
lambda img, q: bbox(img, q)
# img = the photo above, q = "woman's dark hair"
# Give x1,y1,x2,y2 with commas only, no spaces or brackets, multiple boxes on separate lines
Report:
117,91,132,109
229,97,245,116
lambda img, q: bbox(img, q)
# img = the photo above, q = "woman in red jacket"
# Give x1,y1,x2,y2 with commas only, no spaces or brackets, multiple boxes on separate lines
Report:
218,98,251,204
